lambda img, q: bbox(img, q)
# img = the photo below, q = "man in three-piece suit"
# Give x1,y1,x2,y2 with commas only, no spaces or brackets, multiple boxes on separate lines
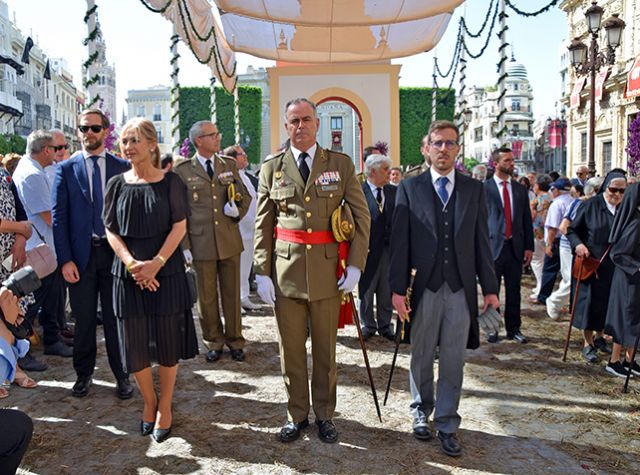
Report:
359,153,396,340
173,121,250,363
52,108,132,399
254,98,370,444
391,120,499,457
483,147,534,343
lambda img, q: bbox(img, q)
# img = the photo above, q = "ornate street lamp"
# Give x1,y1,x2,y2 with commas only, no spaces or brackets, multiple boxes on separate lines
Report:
567,1,625,176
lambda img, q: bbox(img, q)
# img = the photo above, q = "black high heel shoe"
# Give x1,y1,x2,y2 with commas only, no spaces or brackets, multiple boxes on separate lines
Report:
152,426,172,443
140,421,154,436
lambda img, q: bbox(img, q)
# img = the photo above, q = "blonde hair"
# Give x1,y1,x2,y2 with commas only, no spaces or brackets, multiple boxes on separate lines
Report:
2,153,22,175
120,118,161,168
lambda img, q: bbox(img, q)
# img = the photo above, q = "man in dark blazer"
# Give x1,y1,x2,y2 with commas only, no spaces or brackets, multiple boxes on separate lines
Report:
52,108,132,399
484,147,534,343
391,120,499,458
358,153,396,340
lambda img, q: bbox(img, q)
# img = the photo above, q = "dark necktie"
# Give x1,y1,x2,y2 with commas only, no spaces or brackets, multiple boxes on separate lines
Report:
502,181,512,239
376,187,383,212
298,152,310,183
436,176,449,205
205,159,214,179
90,156,105,236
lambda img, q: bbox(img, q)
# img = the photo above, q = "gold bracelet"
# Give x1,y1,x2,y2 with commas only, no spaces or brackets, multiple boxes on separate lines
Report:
154,255,166,266
126,261,135,272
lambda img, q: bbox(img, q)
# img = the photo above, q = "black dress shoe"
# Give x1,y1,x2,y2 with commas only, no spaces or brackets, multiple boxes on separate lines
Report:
437,431,462,457
279,419,309,443
230,349,245,361
140,421,154,436
72,376,92,398
18,352,48,372
380,329,396,341
487,331,499,343
116,378,134,400
507,330,528,344
361,329,375,341
316,419,338,444
206,350,223,362
152,426,172,443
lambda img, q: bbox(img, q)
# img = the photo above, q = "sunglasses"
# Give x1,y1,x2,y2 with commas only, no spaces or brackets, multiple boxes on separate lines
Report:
52,144,69,152
430,140,459,150
78,125,104,134
608,187,626,194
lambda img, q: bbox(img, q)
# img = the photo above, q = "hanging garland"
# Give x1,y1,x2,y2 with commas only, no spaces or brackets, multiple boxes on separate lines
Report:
461,0,497,39
462,0,500,60
506,0,559,17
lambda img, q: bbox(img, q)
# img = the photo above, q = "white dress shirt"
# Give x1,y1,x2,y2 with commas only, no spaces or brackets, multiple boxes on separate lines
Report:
84,151,106,198
493,174,514,219
430,167,455,206
291,143,317,173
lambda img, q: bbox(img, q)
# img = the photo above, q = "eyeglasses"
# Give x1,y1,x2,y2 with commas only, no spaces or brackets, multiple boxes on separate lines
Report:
430,140,458,150
52,144,69,152
78,125,104,134
608,187,626,194
200,132,222,139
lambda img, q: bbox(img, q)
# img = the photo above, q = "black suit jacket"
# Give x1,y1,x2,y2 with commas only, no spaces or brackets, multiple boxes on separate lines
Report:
245,171,259,192
390,170,498,349
484,178,534,260
359,182,396,292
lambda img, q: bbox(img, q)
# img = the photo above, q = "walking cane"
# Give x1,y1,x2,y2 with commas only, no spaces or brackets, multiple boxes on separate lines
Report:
623,334,639,394
562,259,584,362
349,293,383,422
384,268,417,406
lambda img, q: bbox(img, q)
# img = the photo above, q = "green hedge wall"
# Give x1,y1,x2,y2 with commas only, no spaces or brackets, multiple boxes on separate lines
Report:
179,86,262,163
0,134,26,155
399,87,455,166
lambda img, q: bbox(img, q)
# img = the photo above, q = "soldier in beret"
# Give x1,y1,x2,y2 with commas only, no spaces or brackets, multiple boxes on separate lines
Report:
173,121,250,363
253,98,370,444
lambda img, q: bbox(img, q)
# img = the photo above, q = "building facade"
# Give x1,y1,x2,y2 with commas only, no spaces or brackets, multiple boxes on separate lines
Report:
125,85,172,153
462,59,537,174
561,0,640,176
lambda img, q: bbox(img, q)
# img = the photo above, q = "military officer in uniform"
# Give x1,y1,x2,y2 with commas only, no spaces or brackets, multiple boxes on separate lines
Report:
173,121,250,362
404,133,431,179
254,98,370,444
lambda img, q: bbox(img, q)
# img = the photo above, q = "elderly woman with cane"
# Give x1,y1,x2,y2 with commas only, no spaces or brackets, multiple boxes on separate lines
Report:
603,182,640,379
566,171,626,366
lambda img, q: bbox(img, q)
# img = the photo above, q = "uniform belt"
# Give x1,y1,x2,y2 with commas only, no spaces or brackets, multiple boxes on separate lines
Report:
275,227,336,245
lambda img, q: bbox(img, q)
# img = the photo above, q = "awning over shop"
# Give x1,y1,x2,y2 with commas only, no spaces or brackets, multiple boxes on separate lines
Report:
0,54,24,75
625,55,640,99
141,0,463,92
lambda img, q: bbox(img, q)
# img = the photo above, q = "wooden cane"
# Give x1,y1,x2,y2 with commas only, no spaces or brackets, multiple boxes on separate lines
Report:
623,334,640,394
562,259,583,362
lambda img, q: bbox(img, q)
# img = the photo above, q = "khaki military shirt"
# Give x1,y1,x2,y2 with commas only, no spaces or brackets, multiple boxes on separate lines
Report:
254,146,370,302
174,154,250,261
403,161,429,179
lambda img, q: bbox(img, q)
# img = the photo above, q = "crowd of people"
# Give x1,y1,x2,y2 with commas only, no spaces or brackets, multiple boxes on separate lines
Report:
1,98,639,470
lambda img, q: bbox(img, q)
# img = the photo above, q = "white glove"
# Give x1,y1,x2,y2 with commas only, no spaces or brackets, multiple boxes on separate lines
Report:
183,249,193,265
256,274,276,306
224,200,239,218
477,306,503,334
337,265,361,292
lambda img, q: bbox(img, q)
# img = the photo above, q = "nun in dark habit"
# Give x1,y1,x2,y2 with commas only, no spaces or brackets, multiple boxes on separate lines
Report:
566,171,626,366
604,181,640,378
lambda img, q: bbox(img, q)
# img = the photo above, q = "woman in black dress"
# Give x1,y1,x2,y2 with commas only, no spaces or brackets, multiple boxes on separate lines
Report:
103,118,197,443
566,172,626,366
605,183,640,378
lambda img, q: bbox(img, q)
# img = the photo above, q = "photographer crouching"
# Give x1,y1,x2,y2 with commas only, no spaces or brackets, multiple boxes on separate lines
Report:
0,267,41,474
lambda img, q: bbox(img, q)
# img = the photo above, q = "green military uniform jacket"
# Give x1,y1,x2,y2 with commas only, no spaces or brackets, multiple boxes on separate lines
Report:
254,146,370,302
174,154,250,261
403,161,429,179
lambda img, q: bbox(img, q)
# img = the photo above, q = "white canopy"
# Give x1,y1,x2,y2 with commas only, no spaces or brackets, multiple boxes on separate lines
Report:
142,0,464,92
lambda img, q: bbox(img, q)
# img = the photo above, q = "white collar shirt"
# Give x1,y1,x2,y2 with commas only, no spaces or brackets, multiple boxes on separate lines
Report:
291,143,317,172
83,151,107,199
366,179,384,208
430,167,455,206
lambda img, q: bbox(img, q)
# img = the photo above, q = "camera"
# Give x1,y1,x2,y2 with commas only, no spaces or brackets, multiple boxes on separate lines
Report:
1,266,41,339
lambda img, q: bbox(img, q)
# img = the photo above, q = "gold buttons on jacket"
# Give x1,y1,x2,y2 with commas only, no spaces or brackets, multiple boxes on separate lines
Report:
307,228,312,233
329,193,334,198
305,196,310,202
306,212,312,218
306,244,312,250
214,209,218,213
215,221,219,225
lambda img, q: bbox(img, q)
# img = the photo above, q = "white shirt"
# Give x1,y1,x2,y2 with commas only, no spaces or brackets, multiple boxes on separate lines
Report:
291,143,317,173
430,167,455,206
493,174,514,219
83,151,106,198
238,169,257,239
366,180,385,208
196,153,215,176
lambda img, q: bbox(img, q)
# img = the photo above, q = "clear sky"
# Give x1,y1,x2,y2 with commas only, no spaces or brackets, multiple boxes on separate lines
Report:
8,0,567,121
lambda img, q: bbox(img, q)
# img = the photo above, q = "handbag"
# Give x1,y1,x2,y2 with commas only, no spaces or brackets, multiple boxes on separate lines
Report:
26,225,57,278
571,244,611,282
185,264,198,306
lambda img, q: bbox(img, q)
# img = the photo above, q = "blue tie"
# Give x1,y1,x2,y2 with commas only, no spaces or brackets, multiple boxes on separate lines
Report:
90,156,105,236
436,176,449,204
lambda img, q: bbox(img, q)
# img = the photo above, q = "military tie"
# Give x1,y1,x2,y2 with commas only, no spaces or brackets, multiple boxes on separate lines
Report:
205,159,214,180
436,176,449,205
298,152,310,183
90,156,105,236
376,187,383,212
